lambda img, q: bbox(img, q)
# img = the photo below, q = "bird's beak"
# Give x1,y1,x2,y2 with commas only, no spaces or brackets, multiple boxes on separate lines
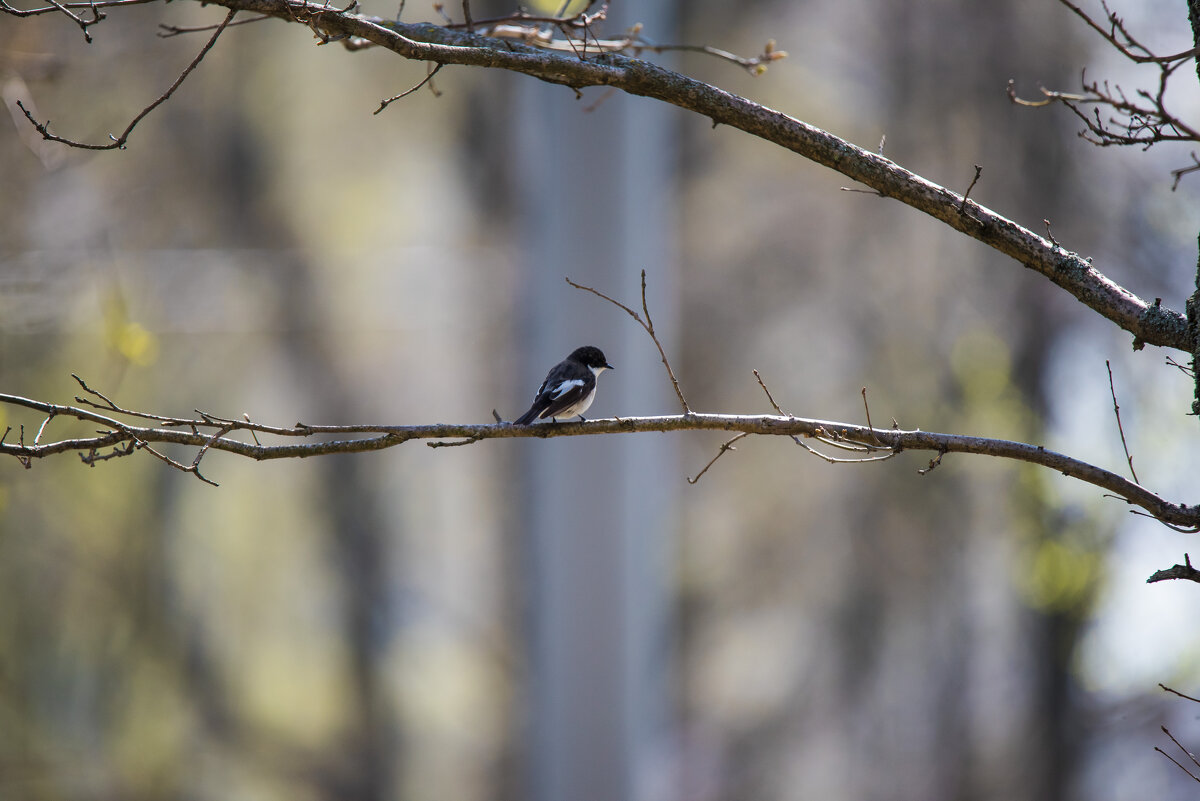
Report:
605,363,615,370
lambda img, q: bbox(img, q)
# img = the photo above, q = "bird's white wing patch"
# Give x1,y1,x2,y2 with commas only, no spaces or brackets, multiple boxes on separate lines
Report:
549,379,585,399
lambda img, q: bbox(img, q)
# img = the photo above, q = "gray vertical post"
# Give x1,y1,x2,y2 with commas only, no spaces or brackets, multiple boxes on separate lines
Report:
513,3,676,800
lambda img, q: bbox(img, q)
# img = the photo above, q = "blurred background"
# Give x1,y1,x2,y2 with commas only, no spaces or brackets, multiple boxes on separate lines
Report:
3,0,1200,799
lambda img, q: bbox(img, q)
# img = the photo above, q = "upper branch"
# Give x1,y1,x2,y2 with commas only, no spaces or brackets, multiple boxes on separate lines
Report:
3,0,1186,349
170,0,1189,354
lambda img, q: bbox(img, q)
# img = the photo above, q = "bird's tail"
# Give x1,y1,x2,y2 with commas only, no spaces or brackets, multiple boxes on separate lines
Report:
513,406,540,426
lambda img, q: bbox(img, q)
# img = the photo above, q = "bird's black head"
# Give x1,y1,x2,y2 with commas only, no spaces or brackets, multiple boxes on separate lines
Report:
568,345,614,371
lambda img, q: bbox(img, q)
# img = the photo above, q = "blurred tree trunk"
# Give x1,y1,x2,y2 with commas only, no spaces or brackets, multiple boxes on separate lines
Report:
506,2,679,800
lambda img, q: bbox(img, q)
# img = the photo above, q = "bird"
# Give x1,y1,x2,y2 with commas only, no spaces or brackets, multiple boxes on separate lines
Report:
514,345,614,425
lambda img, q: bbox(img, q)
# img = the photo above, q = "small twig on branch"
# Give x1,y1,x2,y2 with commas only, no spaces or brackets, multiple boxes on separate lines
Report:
188,425,233,486
753,370,786,415
427,435,483,448
566,271,690,413
374,62,443,113
1160,684,1200,704
861,386,885,445
960,164,982,212
40,0,104,41
1165,355,1196,377
918,449,945,475
1044,219,1061,248
792,436,896,465
1155,725,1200,784
687,432,749,484
1106,359,1138,484
158,13,267,37
244,414,262,445
14,8,236,150
33,412,54,445
80,440,137,465
1170,153,1200,191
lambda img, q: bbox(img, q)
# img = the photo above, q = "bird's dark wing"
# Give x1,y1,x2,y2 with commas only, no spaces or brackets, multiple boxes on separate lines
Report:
514,370,594,424
537,376,593,420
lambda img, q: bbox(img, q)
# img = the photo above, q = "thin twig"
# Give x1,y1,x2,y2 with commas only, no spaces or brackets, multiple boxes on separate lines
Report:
1157,725,1200,782
242,414,262,445
753,370,786,415
427,435,483,448
374,62,443,114
1155,746,1200,783
188,425,233,486
793,436,896,465
1160,684,1200,704
0,0,157,15
960,164,982,212
158,14,267,36
33,413,54,445
687,432,748,484
918,450,945,475
1106,359,1138,483
565,271,691,413
861,386,883,445
14,8,236,150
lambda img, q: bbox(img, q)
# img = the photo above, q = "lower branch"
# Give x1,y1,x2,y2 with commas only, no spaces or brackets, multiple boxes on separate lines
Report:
2,390,1196,529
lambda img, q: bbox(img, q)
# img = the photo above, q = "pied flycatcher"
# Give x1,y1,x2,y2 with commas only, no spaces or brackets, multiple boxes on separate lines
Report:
514,345,614,425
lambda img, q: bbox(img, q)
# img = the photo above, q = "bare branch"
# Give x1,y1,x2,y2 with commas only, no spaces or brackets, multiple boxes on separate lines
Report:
3,386,1196,529
207,0,1184,353
1009,1,1200,182
1058,0,1199,65
0,0,157,16
13,8,236,149
4,0,1187,350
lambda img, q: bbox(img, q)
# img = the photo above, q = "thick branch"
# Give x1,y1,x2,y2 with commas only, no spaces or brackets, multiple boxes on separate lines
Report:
155,0,1184,354
2,0,1186,349
2,390,1197,528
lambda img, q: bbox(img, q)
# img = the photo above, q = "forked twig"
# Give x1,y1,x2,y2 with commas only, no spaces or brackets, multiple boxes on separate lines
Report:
1106,360,1139,483
14,8,236,150
566,271,690,413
